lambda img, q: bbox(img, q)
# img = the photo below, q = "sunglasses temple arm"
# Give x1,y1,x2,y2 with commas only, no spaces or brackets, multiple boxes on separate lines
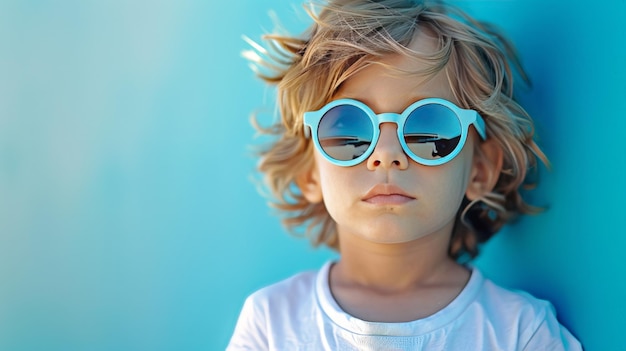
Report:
475,113,487,140
302,112,311,138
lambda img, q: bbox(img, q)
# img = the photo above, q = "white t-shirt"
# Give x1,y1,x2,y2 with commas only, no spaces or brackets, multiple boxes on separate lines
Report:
228,262,581,350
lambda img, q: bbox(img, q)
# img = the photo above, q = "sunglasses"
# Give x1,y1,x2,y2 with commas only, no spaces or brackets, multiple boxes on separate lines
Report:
303,98,486,167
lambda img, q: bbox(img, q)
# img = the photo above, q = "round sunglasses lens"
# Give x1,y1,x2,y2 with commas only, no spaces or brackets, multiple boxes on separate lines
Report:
318,105,374,161
403,104,462,160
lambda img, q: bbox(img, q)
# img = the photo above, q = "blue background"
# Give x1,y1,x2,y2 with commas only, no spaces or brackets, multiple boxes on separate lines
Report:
1,0,624,350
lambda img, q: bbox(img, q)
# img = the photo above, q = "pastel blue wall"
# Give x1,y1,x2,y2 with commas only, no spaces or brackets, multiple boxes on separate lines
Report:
1,1,623,350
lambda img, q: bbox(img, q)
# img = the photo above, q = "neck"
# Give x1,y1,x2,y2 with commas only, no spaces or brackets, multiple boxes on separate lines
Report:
332,225,465,293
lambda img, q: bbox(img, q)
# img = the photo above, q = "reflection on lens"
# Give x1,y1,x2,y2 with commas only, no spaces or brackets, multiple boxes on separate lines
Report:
404,104,461,160
318,105,373,161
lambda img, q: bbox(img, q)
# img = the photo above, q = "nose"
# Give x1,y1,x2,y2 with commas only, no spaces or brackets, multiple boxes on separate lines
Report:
366,123,409,170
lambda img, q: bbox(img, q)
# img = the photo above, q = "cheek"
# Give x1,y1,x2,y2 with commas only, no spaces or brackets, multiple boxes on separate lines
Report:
421,152,474,204
313,153,341,194
318,165,353,201
427,168,467,201
313,153,361,211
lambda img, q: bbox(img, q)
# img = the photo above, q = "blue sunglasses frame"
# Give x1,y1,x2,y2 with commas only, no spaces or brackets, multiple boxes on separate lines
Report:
303,98,486,167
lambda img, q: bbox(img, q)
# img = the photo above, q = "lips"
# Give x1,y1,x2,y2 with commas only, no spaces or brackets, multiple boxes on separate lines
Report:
362,184,415,204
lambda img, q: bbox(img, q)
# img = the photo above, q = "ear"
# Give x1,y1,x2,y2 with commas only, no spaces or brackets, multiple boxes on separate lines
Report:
465,137,504,201
295,164,323,204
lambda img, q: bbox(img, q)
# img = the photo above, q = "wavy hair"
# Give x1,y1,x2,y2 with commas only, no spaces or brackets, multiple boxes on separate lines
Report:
244,0,548,260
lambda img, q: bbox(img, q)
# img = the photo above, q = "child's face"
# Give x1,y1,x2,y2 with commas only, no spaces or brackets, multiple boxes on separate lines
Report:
300,30,484,245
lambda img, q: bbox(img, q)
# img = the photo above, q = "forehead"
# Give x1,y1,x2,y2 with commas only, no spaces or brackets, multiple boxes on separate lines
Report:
334,28,457,111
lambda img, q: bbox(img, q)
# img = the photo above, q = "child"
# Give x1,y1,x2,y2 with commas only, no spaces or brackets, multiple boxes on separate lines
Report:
229,0,582,349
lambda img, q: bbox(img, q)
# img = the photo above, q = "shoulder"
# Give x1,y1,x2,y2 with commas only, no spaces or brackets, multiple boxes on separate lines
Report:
245,267,319,310
468,269,582,350
227,266,324,350
474,270,552,318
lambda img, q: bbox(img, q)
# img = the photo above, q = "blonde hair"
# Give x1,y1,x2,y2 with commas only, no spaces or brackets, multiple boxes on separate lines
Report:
245,0,548,260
